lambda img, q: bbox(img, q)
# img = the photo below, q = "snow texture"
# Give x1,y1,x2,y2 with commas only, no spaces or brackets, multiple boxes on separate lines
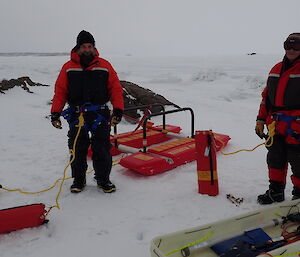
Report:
0,53,293,257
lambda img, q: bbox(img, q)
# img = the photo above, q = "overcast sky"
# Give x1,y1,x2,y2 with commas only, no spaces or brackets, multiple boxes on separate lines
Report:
0,0,299,56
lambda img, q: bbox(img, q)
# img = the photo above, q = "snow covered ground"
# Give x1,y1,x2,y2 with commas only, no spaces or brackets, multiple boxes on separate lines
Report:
0,53,292,257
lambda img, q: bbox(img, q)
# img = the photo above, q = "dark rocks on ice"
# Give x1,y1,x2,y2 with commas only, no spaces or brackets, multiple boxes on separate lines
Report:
0,76,49,94
121,80,179,120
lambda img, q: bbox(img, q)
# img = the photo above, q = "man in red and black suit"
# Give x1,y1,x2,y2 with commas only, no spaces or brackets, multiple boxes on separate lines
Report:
51,30,124,193
256,33,300,204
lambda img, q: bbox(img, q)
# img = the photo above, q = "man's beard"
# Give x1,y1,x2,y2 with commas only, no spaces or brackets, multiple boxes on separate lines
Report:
79,52,95,68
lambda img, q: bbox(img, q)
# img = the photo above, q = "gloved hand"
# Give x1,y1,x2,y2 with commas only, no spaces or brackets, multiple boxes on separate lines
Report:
51,112,62,129
110,108,123,126
255,120,265,139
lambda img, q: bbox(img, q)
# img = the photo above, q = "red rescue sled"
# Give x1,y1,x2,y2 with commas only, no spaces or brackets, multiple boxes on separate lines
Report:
118,107,230,175
0,203,47,234
120,132,230,175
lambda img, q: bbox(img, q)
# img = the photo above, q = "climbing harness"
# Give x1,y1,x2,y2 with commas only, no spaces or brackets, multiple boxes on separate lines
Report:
61,103,108,132
272,113,300,140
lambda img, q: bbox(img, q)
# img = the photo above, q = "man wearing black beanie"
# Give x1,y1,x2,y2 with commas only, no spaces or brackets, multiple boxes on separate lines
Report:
51,30,124,193
256,33,300,204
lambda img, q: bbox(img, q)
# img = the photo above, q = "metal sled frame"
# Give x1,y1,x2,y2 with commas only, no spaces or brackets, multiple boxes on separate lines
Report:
117,106,198,175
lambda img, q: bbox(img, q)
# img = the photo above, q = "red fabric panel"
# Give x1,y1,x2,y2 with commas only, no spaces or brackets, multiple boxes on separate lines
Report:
0,203,46,234
268,167,287,183
114,125,181,148
119,152,171,175
213,133,231,151
195,131,219,196
291,175,300,188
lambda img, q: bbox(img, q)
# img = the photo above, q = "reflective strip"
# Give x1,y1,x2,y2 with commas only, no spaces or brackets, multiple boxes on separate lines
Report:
133,153,154,161
290,74,300,78
91,67,108,72
269,73,280,77
66,68,83,72
197,170,218,181
66,67,108,72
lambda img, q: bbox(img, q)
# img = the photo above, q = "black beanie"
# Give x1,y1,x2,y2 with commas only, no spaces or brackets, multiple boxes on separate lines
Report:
76,30,95,47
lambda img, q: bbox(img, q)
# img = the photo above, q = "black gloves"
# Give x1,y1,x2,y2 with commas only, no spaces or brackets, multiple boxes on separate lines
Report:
255,120,265,139
51,112,62,129
110,108,123,126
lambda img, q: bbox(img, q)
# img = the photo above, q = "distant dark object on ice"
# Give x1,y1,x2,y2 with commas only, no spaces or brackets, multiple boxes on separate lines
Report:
0,77,49,94
121,80,180,119
247,52,257,55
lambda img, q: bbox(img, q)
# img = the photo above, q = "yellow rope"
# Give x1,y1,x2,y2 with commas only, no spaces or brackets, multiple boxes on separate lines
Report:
165,232,214,256
51,112,85,210
1,177,69,195
264,121,276,148
220,142,265,155
274,251,300,257
1,158,121,195
217,121,276,156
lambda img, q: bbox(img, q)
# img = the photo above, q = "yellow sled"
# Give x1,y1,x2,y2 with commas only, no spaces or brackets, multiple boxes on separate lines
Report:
150,199,300,257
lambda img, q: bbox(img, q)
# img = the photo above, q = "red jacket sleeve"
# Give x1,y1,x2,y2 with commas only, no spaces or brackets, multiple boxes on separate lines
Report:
107,63,124,111
257,86,268,122
51,64,69,113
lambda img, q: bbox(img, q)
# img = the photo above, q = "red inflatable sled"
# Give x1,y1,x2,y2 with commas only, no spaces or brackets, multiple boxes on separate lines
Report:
0,203,47,234
120,131,230,175
115,107,230,175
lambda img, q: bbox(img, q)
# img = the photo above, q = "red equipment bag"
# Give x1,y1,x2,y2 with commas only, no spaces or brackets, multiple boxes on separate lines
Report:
195,130,219,196
0,203,47,234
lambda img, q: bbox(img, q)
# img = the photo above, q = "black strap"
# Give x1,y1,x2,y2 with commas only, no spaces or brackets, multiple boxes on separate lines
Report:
207,134,214,185
271,106,300,112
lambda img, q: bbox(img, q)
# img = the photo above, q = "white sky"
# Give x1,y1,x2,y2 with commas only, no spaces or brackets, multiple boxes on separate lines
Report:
0,0,299,56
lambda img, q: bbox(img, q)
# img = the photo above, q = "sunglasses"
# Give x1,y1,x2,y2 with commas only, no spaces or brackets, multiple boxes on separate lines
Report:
284,39,300,51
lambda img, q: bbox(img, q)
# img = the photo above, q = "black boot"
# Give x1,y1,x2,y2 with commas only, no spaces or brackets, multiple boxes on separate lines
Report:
98,180,116,193
70,178,86,193
257,180,285,205
292,186,300,200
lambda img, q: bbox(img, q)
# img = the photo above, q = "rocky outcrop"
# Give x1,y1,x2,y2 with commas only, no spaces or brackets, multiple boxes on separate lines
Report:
121,80,179,119
0,77,49,93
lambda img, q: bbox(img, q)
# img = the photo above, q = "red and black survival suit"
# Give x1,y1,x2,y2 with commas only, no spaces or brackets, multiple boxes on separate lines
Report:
51,49,124,184
257,57,300,195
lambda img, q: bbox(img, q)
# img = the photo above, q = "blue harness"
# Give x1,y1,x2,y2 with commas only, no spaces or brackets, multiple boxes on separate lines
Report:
272,112,300,140
61,103,108,132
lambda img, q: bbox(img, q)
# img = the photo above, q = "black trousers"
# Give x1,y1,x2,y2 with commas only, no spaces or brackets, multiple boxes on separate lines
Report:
67,109,112,184
267,135,300,192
